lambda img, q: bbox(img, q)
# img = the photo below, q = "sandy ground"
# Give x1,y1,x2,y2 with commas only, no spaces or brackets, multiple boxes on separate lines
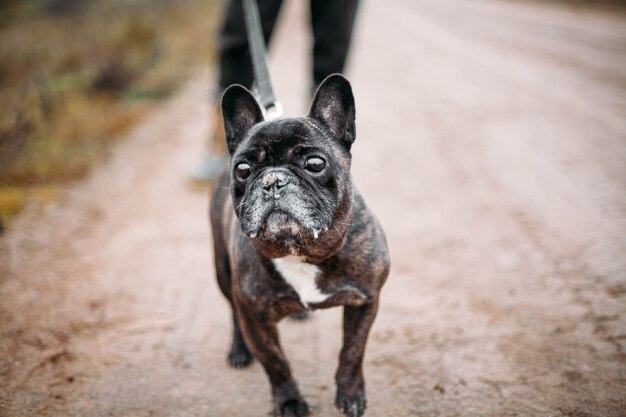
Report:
1,0,626,416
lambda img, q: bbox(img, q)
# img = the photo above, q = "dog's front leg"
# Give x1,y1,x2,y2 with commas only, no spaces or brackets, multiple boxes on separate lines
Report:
236,303,309,417
335,297,379,417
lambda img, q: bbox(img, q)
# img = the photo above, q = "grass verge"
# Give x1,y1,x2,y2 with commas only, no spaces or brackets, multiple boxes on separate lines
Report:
0,0,222,227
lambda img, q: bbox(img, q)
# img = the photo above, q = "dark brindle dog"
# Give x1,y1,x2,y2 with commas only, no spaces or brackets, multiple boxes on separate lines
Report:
210,74,389,417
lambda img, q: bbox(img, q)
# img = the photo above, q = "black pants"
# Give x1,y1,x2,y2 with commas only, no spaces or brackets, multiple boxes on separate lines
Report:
218,0,360,92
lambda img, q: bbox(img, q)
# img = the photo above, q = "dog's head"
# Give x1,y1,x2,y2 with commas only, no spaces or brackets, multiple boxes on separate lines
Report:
222,74,356,260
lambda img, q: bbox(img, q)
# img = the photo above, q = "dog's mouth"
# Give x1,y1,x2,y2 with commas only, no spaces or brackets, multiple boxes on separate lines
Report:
247,209,325,241
262,210,300,236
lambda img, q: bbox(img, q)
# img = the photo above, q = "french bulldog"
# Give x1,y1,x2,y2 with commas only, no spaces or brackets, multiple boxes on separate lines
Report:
210,74,390,417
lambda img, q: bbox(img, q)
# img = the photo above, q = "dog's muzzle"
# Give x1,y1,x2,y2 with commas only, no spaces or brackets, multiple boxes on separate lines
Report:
262,169,290,199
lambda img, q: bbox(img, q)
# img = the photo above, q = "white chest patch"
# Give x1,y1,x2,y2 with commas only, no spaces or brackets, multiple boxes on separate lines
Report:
272,256,329,307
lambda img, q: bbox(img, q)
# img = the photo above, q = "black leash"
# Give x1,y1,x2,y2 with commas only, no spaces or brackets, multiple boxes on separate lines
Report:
242,0,283,119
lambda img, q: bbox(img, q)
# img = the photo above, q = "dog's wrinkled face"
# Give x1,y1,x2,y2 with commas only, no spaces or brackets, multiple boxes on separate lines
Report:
221,75,356,260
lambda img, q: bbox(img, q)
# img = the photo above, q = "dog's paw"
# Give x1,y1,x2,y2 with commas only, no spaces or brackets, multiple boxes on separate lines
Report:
335,388,366,417
273,398,309,417
227,344,253,368
288,311,312,321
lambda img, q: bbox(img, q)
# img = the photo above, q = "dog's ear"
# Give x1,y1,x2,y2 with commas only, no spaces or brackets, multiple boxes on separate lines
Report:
308,74,356,150
221,85,265,155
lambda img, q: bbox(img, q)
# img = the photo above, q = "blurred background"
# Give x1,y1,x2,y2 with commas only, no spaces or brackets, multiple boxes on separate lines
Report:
0,0,220,225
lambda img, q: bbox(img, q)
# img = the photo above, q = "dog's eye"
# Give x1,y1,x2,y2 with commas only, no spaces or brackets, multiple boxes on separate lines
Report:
235,163,251,180
304,157,326,174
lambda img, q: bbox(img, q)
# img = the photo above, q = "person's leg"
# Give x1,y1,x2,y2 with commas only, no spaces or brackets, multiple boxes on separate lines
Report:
194,0,284,182
310,0,361,90
218,0,284,91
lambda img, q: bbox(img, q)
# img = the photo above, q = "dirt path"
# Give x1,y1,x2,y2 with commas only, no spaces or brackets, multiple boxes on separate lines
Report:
1,0,625,416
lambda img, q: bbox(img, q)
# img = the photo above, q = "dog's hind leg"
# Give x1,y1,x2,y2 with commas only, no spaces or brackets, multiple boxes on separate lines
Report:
227,310,253,368
210,182,253,368
212,228,253,368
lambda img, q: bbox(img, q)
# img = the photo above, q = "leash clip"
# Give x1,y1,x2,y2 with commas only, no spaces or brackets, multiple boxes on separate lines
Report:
265,102,283,120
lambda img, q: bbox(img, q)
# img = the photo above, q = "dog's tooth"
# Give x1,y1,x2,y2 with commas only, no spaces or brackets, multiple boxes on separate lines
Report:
313,229,320,239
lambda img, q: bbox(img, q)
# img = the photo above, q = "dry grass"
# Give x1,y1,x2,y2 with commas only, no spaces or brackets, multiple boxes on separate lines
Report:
0,0,221,225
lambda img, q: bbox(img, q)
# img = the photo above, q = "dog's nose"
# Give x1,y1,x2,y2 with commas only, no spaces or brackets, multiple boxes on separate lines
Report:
262,170,289,198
